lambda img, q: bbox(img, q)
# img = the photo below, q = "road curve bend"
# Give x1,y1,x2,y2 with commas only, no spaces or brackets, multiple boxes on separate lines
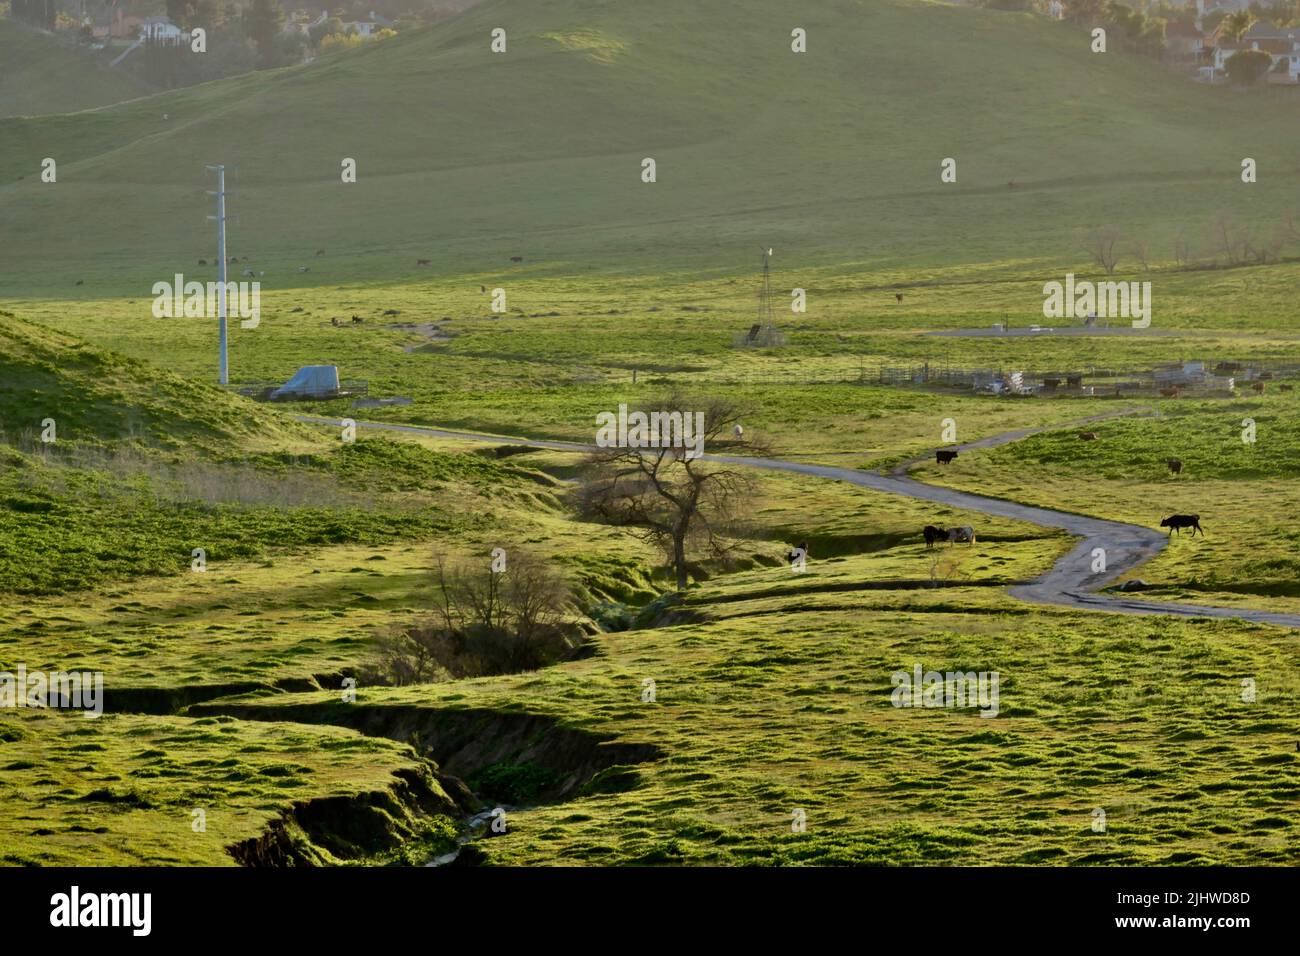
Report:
299,416,1300,630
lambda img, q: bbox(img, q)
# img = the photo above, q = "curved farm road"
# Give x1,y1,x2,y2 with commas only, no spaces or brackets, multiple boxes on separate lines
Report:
300,415,1300,630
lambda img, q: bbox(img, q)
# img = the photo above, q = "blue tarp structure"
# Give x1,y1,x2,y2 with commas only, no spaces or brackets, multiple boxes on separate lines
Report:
270,365,340,399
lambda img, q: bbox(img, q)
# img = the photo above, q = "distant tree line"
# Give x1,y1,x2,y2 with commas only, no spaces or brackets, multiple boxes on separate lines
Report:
1079,212,1300,276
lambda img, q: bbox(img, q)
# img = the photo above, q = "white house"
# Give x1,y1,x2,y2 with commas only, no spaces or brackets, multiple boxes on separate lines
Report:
341,11,394,38
1212,24,1300,83
139,16,186,42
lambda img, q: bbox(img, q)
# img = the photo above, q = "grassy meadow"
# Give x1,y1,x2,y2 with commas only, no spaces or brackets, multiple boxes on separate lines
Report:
1,0,1298,867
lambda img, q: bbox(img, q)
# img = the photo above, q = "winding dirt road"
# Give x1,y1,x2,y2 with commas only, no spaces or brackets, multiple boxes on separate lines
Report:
300,415,1300,630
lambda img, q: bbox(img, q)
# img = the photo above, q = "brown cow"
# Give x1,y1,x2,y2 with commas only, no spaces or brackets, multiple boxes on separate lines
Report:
894,292,904,303
1252,381,1266,394
1078,432,1098,441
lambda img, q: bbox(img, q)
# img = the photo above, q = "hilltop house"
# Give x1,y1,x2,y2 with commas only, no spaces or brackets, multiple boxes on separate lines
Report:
1206,22,1300,83
341,11,395,38
139,16,186,43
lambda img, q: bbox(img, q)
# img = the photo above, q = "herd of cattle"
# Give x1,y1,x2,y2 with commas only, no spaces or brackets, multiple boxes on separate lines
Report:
923,524,976,547
929,438,1205,549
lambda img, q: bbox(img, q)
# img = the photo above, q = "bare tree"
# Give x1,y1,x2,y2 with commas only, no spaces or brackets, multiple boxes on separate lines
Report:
1079,225,1121,275
367,549,576,682
573,393,767,590
1129,237,1150,271
1210,214,1243,265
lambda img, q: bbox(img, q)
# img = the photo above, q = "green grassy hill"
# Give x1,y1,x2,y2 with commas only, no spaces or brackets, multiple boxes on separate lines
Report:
0,20,150,119
0,310,304,449
3,0,1298,295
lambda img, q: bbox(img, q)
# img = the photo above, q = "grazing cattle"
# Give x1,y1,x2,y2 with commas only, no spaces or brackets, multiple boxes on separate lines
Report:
1252,381,1266,394
1007,180,1017,189
1167,458,1182,475
1078,432,1098,441
480,285,487,292
733,424,744,438
787,541,808,565
1281,384,1294,392
198,259,207,266
416,259,431,266
510,256,523,262
947,526,976,545
75,280,83,286
936,449,958,465
229,256,238,263
1160,514,1203,537
923,525,946,549
298,266,310,273
894,292,903,303
316,249,325,256
242,269,255,277
351,315,363,324
1159,387,1180,398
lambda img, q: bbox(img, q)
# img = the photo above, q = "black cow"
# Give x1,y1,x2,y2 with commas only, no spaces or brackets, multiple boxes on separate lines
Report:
936,450,958,465
1167,458,1183,475
1160,514,1203,537
787,541,808,567
923,525,946,549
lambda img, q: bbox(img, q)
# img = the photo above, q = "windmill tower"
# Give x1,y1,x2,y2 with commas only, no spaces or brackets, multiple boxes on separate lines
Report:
735,246,787,347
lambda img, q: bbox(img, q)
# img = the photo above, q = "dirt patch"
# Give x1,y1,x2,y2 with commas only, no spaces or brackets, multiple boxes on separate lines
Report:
390,322,452,352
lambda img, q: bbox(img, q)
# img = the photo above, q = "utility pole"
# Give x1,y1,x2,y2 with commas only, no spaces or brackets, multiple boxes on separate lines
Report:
206,164,228,384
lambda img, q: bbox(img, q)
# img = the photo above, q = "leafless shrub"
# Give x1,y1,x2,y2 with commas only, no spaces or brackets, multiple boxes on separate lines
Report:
1078,225,1121,275
364,549,580,683
1129,237,1150,271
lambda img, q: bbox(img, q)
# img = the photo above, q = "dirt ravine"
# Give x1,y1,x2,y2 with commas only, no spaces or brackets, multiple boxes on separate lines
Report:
299,415,1300,630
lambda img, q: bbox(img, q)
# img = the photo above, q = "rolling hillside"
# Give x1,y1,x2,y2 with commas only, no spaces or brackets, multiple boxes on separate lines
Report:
2,0,1298,295
0,19,150,119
